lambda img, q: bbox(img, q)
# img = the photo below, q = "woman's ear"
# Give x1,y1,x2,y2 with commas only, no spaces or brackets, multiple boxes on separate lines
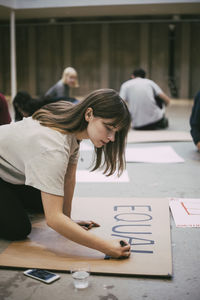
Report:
85,107,93,122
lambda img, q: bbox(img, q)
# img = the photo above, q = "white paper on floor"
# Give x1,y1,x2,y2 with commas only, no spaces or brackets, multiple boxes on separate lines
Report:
76,170,130,182
127,130,192,143
80,141,93,151
169,198,200,227
125,146,184,163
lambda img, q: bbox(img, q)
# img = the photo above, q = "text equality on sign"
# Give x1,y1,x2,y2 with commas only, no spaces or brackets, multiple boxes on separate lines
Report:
111,205,154,254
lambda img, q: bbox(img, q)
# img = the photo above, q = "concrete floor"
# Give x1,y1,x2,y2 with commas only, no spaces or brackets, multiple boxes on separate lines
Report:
0,101,200,300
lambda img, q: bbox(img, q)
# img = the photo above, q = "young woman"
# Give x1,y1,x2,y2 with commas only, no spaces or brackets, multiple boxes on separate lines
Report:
45,67,79,103
0,89,131,259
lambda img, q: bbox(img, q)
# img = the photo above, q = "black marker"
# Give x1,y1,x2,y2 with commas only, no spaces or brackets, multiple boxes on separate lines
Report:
120,240,127,247
84,223,96,229
104,240,127,260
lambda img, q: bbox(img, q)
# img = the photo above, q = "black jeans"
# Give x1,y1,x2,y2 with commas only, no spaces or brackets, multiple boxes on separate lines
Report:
134,116,169,130
0,177,43,241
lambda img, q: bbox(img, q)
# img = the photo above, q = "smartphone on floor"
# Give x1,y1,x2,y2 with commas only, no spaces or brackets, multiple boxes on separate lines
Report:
24,269,60,284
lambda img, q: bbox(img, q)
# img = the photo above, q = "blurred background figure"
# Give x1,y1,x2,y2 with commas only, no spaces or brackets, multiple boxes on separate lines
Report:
45,67,79,104
13,91,40,121
0,93,11,125
13,90,79,122
119,68,171,130
190,90,200,151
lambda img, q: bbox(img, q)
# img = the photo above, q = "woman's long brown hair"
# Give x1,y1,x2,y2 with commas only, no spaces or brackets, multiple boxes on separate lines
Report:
32,89,131,176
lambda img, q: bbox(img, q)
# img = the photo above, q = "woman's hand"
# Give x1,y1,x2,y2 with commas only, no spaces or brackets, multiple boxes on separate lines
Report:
104,239,131,259
75,220,100,230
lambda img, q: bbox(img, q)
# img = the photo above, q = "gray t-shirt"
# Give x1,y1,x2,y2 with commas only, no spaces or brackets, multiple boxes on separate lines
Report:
0,117,79,196
45,80,70,99
119,78,164,128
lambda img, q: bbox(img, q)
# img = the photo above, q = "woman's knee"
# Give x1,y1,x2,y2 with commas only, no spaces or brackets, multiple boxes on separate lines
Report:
13,222,32,240
1,220,32,241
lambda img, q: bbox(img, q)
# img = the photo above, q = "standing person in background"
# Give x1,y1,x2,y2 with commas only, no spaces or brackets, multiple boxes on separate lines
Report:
119,68,171,130
190,90,200,151
45,67,79,104
0,93,11,125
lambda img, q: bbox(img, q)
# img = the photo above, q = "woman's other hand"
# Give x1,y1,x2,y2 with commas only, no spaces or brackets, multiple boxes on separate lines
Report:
75,220,100,230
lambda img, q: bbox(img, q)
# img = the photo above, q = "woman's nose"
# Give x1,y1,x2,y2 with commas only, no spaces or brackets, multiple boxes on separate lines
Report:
108,132,115,142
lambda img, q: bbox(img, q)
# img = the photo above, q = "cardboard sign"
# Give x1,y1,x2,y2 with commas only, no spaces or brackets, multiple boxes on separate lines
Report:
128,130,192,144
0,198,172,277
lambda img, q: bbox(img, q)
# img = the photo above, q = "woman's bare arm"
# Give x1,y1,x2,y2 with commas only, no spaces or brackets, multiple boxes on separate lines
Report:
63,163,77,217
63,163,99,229
41,191,131,258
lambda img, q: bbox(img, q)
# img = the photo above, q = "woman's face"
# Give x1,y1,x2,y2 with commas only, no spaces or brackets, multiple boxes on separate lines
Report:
85,109,119,148
64,73,77,87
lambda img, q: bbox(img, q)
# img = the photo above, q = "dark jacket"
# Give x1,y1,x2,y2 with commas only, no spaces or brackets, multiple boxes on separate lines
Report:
190,90,200,145
45,80,70,99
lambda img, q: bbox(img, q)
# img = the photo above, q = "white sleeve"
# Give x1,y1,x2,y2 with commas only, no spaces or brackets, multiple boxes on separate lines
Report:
150,80,163,96
25,149,69,196
119,84,128,102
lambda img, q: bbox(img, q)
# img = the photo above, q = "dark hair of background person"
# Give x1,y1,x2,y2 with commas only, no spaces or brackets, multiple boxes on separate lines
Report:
13,91,40,121
13,91,78,121
33,89,131,176
132,68,146,78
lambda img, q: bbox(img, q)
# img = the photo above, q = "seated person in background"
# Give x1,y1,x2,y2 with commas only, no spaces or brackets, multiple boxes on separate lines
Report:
13,91,40,121
45,67,79,104
13,91,78,122
119,68,171,130
190,90,200,151
0,93,11,125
